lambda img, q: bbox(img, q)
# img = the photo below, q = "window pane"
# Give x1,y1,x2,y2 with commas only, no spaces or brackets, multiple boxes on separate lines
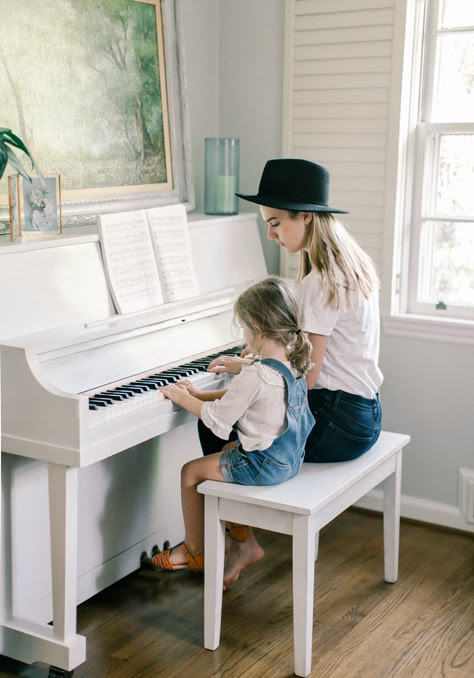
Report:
441,0,474,29
435,135,474,216
419,220,474,307
433,33,474,121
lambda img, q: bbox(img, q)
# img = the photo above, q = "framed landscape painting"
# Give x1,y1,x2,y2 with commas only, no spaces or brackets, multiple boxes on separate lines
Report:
0,0,193,229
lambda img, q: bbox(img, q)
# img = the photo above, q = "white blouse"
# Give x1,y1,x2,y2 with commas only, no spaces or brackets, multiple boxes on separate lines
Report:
201,361,296,452
297,271,383,398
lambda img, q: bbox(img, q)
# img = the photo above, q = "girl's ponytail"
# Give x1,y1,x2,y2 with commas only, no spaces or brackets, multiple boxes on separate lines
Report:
287,329,313,376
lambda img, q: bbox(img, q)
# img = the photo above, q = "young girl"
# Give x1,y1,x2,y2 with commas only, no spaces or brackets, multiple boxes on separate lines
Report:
202,158,383,584
149,276,314,571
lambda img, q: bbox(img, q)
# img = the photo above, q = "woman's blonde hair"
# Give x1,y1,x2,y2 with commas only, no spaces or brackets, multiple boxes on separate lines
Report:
295,212,379,309
234,277,313,375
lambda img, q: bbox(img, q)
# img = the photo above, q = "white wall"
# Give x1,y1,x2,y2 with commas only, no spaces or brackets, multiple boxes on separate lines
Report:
180,0,284,274
379,334,473,518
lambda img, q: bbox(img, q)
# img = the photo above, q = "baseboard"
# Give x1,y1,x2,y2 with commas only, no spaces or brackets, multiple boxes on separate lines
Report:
355,490,474,533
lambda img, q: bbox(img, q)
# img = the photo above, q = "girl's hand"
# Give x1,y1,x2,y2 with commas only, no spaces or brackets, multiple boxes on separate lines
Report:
160,383,191,405
207,354,255,375
175,379,202,398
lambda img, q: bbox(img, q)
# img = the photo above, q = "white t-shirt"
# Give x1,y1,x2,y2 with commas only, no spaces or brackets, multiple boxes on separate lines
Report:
201,361,295,451
297,271,383,398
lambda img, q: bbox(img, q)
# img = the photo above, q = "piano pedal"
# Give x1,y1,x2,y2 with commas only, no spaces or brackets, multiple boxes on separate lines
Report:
48,666,74,678
140,550,156,570
141,542,171,570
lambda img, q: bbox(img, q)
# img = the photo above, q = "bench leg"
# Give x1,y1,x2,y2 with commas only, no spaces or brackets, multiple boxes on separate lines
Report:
383,452,402,583
292,515,315,677
314,531,319,561
204,495,226,650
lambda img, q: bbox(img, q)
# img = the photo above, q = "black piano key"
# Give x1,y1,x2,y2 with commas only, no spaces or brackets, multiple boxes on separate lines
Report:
113,387,144,396
92,395,116,405
160,367,193,379
89,398,108,407
131,380,160,390
143,378,170,386
94,392,126,402
120,384,148,393
128,381,154,391
175,368,201,376
153,373,179,383
101,390,129,401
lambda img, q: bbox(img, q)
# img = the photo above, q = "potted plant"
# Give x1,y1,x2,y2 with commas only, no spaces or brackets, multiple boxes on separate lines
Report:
0,127,43,183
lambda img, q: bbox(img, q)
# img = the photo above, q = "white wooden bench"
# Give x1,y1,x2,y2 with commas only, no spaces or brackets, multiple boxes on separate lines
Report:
198,430,410,677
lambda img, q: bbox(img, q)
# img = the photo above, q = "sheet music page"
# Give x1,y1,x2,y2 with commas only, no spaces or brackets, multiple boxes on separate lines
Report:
146,204,200,302
97,210,164,314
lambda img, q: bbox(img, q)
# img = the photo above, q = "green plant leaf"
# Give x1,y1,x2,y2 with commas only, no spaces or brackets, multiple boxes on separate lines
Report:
5,147,33,182
2,129,33,159
0,128,46,187
0,144,8,178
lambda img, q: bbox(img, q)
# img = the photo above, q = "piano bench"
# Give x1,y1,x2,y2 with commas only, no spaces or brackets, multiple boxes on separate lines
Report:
198,430,410,677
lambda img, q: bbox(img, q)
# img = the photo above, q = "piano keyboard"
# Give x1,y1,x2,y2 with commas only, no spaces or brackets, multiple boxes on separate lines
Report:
88,345,243,412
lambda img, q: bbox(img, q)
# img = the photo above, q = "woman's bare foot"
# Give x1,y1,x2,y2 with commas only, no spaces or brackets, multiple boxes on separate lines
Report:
223,530,265,588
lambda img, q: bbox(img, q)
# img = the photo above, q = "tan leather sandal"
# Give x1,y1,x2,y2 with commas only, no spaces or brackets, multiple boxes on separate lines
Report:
149,542,204,571
228,525,249,542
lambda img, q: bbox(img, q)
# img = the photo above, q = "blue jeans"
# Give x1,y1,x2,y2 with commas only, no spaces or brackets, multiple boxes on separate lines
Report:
305,389,382,463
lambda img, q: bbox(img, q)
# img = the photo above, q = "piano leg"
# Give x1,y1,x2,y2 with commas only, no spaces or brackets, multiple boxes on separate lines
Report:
47,462,87,669
0,463,86,672
48,463,79,641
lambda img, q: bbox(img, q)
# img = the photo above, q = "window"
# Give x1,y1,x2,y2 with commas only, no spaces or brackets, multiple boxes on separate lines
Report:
406,0,474,320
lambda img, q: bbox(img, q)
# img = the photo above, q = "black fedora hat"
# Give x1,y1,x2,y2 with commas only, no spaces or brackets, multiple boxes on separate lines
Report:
236,158,348,214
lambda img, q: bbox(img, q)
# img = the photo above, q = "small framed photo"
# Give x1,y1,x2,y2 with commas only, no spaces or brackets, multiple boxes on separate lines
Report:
17,174,62,236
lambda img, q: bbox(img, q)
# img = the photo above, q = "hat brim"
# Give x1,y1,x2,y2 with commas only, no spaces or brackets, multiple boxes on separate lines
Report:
235,193,349,214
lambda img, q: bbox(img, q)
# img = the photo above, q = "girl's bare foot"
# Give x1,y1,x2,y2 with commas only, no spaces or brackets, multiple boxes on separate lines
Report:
223,531,265,588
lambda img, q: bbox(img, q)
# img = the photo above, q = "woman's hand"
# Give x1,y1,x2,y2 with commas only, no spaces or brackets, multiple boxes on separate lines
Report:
207,353,256,375
240,346,256,359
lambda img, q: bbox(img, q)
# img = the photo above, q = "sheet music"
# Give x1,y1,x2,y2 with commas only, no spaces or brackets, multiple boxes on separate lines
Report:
97,210,164,314
146,204,200,302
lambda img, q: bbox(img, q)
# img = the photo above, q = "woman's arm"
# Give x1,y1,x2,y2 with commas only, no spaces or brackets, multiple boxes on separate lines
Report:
305,333,328,390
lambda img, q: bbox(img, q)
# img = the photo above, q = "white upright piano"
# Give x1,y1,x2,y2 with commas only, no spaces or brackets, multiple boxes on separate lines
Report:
0,212,266,676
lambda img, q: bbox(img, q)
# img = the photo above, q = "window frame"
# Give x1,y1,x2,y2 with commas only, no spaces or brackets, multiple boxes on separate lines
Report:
404,0,474,321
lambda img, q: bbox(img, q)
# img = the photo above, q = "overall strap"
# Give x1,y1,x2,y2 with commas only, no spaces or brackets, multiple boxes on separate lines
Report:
259,358,295,385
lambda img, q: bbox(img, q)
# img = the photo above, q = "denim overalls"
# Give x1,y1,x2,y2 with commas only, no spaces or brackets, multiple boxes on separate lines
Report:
219,358,315,486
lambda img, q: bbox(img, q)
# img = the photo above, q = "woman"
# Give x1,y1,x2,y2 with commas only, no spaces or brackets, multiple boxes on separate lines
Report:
203,158,383,585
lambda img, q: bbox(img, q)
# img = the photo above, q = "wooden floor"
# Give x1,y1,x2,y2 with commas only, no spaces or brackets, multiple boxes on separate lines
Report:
0,509,472,678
